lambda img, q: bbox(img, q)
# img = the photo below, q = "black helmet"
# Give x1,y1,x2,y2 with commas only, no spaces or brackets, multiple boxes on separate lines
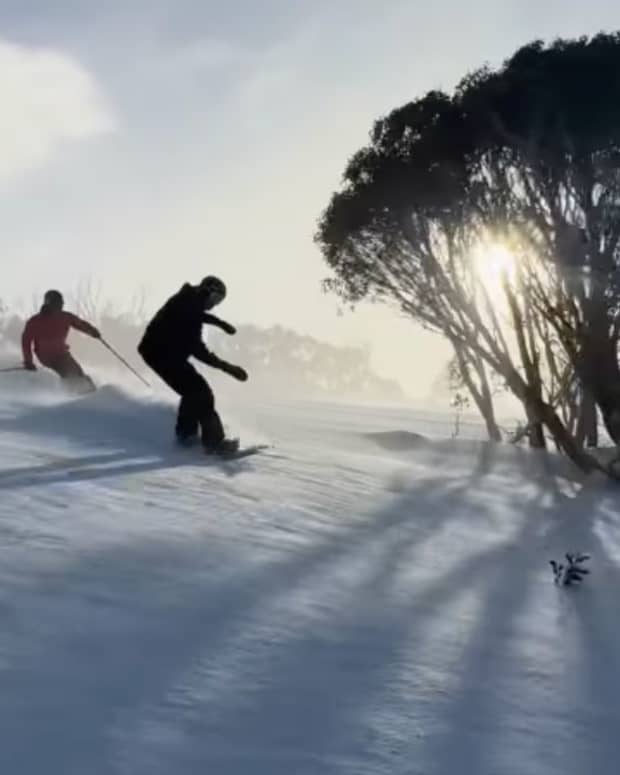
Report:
43,289,64,310
198,276,226,300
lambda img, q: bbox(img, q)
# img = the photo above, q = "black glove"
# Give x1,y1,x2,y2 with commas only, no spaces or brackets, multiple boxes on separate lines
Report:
224,364,248,382
24,362,37,372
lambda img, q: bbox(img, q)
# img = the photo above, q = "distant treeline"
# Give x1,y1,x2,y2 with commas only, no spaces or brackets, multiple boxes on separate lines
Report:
0,303,404,403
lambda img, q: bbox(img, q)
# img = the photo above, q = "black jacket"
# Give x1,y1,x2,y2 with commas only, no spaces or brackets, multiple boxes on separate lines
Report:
138,284,232,368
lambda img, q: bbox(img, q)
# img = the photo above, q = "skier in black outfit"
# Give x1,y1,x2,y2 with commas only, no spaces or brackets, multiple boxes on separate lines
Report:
138,276,248,454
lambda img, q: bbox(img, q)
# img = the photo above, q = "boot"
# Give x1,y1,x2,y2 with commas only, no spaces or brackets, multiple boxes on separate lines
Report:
176,433,198,448
204,437,239,456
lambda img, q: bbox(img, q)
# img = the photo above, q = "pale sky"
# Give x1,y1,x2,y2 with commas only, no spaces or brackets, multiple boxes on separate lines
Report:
1,0,619,399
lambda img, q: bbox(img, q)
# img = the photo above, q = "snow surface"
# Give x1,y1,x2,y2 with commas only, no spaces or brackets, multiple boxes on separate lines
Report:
1,372,620,775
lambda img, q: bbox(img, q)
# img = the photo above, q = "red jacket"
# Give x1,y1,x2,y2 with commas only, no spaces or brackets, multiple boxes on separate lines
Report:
22,311,99,366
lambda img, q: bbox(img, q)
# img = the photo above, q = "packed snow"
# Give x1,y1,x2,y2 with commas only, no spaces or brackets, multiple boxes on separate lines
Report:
1,371,619,774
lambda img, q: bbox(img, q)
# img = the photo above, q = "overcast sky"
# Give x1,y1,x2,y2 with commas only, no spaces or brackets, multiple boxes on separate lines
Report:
2,0,619,398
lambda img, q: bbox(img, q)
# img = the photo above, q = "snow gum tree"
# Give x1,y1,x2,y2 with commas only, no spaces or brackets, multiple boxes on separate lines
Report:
316,33,620,473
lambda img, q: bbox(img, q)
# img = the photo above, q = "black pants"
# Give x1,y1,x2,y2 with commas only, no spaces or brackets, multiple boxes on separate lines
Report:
140,353,225,447
43,353,96,395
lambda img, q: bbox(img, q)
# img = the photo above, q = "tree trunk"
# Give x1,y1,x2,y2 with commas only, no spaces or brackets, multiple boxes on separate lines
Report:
502,371,595,472
575,388,598,448
575,336,620,444
453,343,502,442
586,404,599,448
538,399,597,472
504,281,546,448
483,407,502,443
524,402,546,448
473,373,502,442
562,383,580,439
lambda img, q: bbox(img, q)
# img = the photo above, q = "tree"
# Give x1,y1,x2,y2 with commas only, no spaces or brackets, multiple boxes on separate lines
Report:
316,95,585,462
454,35,620,444
316,33,620,470
448,342,502,441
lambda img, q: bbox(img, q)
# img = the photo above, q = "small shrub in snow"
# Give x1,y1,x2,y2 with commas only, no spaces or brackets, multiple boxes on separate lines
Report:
550,554,590,586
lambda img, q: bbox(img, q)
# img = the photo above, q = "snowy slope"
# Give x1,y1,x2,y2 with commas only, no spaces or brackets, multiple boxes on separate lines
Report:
1,376,620,775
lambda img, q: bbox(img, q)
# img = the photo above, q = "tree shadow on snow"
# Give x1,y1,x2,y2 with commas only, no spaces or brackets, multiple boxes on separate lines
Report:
419,468,620,775
0,471,474,775
2,441,614,774
0,447,260,491
539,478,620,775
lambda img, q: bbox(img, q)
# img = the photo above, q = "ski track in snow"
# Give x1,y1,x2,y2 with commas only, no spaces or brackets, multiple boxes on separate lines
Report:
0,382,620,774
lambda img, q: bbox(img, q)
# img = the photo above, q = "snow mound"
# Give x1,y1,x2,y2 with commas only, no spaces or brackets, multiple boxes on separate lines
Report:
363,430,429,450
0,383,174,452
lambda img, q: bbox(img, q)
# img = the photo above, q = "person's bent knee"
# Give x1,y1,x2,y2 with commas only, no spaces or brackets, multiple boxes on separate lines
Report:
188,387,214,411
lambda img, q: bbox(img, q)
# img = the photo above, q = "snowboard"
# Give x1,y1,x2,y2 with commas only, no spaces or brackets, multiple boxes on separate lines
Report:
176,437,270,461
208,443,270,461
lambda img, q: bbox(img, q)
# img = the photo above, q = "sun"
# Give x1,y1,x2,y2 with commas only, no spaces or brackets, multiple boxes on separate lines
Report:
471,241,518,297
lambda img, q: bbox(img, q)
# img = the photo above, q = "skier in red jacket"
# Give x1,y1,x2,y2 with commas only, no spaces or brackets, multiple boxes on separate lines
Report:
21,290,101,393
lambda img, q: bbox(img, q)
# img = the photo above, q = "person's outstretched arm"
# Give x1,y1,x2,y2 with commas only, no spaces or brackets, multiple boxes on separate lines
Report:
193,341,247,381
202,312,236,335
68,313,101,339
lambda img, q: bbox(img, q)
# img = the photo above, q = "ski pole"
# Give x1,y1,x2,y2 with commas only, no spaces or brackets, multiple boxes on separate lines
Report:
100,338,151,388
0,366,26,374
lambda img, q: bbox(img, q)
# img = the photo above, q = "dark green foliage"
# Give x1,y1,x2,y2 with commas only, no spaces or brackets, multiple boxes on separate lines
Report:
550,553,591,586
316,32,620,447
